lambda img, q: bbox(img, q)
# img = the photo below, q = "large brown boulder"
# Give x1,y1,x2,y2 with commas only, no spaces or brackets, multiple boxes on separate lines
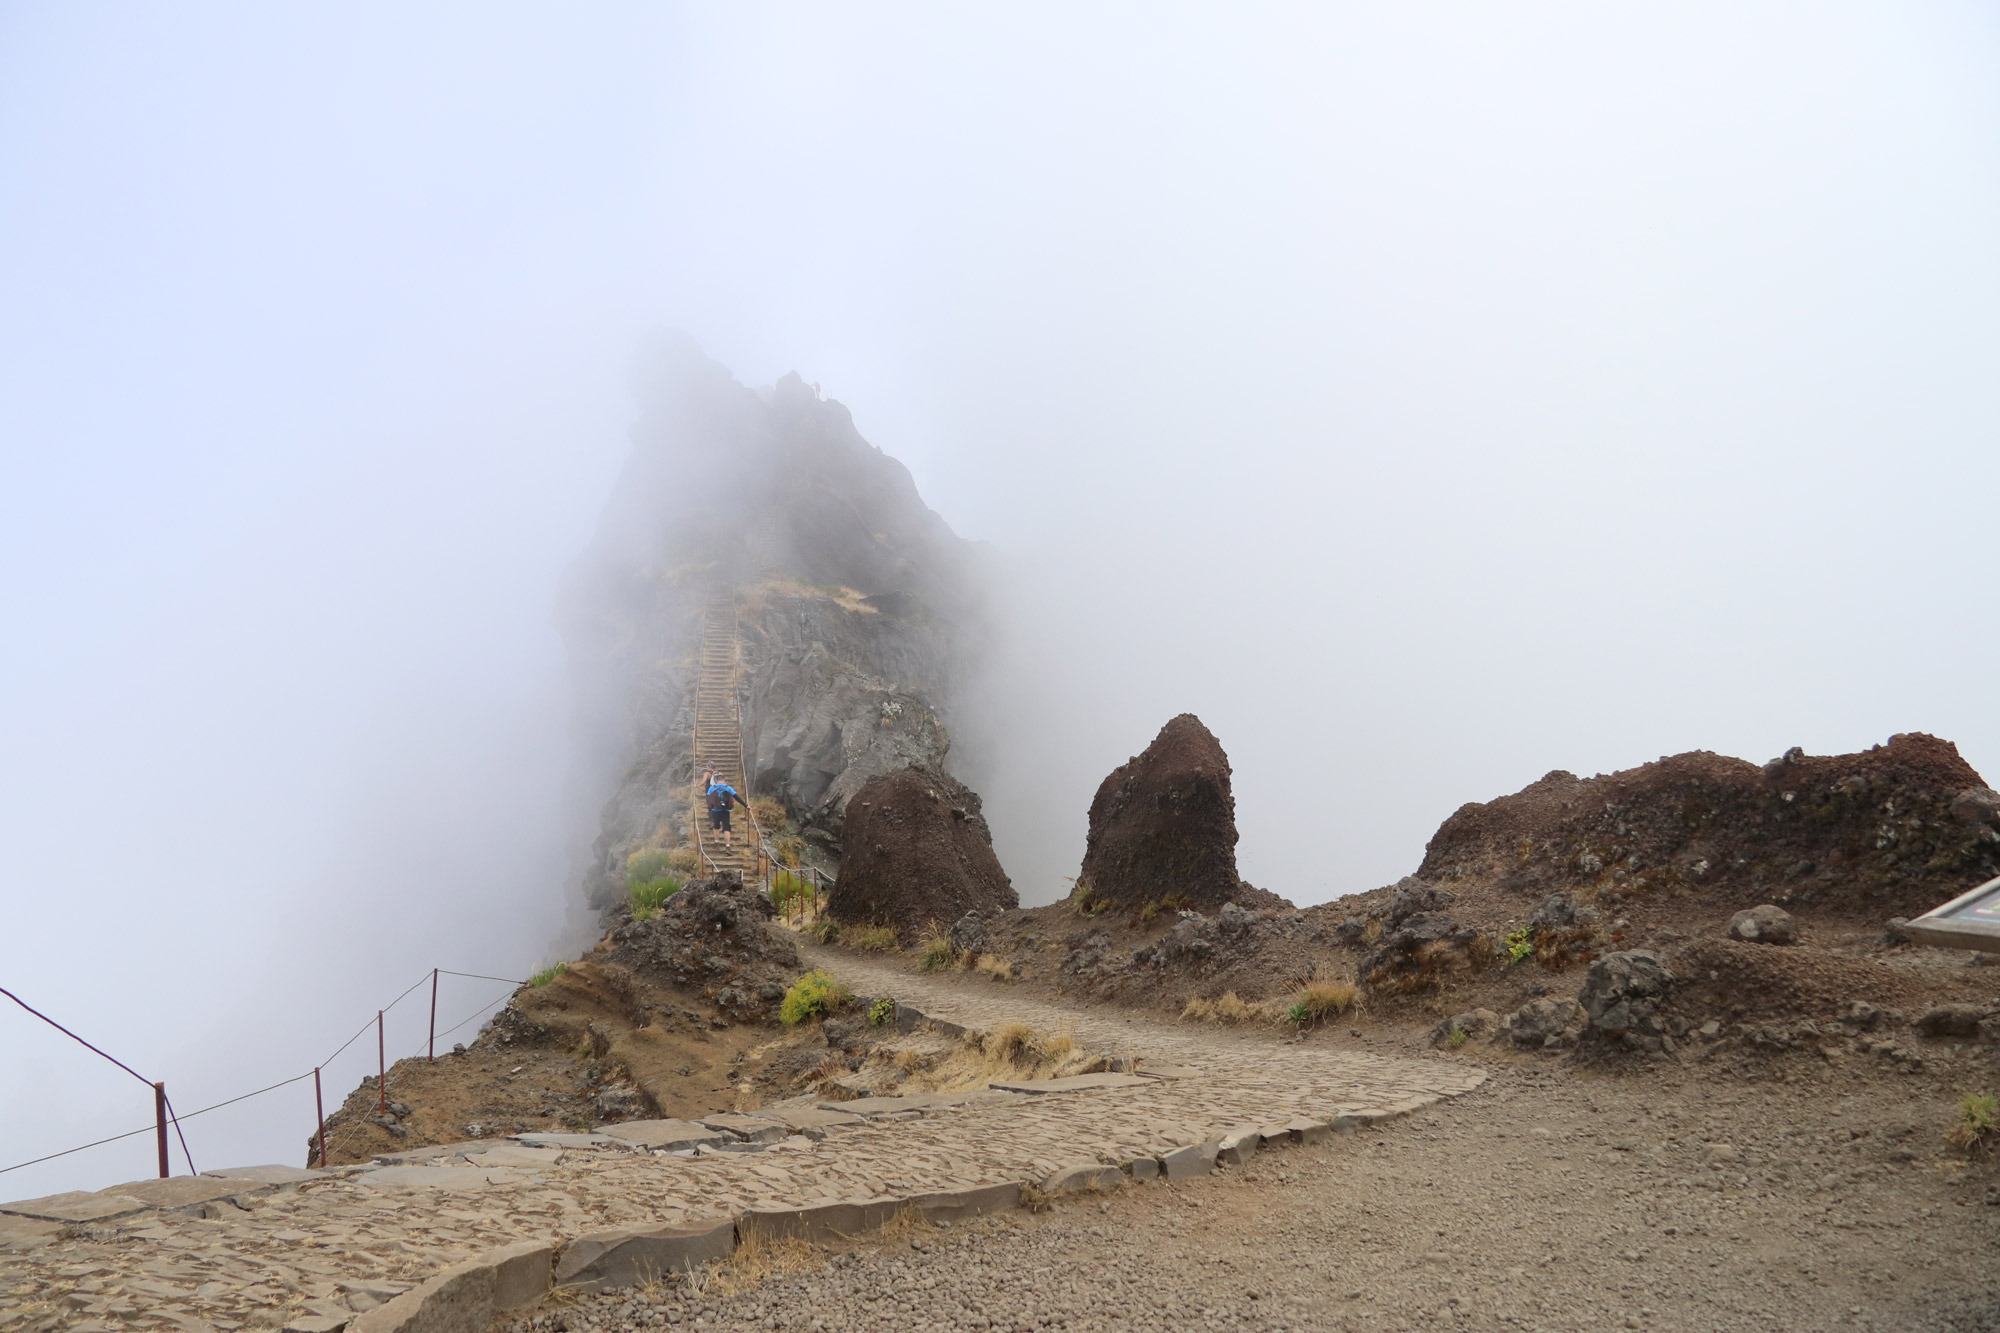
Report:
827,767,1017,932
1078,714,1242,911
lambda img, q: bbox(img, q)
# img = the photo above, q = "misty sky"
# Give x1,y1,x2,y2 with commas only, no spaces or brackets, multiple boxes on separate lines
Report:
3,4,1997,1197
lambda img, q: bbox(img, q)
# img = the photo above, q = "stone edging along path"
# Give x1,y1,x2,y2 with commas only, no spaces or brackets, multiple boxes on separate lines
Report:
0,953,1484,1333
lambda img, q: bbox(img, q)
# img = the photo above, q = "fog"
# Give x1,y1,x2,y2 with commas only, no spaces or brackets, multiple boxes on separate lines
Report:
3,5,1997,1198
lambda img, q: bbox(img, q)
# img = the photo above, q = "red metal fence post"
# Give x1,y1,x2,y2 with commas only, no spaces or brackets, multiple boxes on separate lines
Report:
154,1082,168,1178
314,1067,327,1169
377,1010,386,1114
428,968,438,1063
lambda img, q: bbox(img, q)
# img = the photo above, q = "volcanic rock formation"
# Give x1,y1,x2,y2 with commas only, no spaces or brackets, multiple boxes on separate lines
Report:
1078,714,1242,912
1416,733,2000,920
827,766,1017,931
560,338,991,908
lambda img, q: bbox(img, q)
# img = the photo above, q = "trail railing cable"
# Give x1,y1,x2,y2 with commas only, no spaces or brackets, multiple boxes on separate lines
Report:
1,966,527,1182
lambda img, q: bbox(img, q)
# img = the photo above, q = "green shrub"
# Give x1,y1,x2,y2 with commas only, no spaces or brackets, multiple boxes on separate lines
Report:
1445,1024,1469,1049
1502,927,1534,966
629,876,682,921
868,996,896,1027
1284,1000,1311,1027
626,848,676,887
780,969,853,1026
807,917,841,945
1947,1091,2000,1153
528,961,568,988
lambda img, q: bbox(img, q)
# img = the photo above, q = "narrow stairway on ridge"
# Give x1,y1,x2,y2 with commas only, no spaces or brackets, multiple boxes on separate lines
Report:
691,588,757,880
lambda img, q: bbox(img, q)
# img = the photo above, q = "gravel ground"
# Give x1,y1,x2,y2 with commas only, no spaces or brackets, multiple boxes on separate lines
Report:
504,1054,2000,1333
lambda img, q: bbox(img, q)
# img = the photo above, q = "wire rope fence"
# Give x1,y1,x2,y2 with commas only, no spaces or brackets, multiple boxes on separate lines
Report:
1,965,530,1186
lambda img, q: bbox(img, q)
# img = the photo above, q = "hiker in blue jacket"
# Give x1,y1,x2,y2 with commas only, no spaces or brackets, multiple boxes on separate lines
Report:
706,778,749,847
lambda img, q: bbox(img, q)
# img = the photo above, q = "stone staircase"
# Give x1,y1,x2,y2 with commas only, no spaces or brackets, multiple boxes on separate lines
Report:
690,589,757,880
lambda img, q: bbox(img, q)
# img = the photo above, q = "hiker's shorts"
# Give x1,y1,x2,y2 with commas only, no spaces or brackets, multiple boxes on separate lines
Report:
710,807,731,831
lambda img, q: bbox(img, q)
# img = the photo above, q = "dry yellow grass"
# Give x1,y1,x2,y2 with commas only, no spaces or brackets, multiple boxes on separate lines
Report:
915,926,956,972
1293,966,1359,1021
794,1051,849,1088
849,924,900,952
852,1019,1107,1094
710,1230,822,1295
1181,990,1265,1024
983,1022,1040,1062
877,1205,936,1240
973,952,1014,981
748,794,788,833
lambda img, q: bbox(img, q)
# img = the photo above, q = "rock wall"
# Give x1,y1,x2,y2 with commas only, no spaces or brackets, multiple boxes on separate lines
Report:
560,337,988,909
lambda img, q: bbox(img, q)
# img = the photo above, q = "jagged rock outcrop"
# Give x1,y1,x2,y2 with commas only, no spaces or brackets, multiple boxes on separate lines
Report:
604,872,796,1024
736,582,956,846
560,338,990,908
1078,714,1243,912
1416,733,2000,919
827,766,1017,931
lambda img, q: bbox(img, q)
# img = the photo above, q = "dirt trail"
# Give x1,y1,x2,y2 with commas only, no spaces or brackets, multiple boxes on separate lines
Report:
530,945,2000,1333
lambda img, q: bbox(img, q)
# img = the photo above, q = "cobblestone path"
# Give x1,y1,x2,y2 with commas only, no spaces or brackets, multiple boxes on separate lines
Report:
0,953,1484,1332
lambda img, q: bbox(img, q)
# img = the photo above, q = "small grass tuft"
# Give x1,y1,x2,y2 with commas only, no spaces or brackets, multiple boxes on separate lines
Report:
877,1205,936,1240
795,1051,848,1087
779,969,853,1025
1946,1091,2000,1153
974,953,1014,982
1291,967,1358,1023
915,926,956,972
983,1022,1041,1063
806,917,841,945
1444,1024,1469,1050
528,961,568,988
712,1229,820,1295
849,924,900,952
629,875,682,921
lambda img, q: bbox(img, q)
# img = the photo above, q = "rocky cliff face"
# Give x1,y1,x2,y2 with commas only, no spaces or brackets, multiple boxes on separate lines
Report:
561,336,988,909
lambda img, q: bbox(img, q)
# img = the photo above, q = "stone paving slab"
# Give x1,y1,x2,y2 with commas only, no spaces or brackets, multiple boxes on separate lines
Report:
0,1216,61,1254
0,945,1484,1332
511,1132,621,1149
991,1072,1155,1094
201,1164,328,1184
596,1119,729,1150
454,1145,565,1170
355,1164,535,1190
99,1178,269,1210
0,1190,150,1223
